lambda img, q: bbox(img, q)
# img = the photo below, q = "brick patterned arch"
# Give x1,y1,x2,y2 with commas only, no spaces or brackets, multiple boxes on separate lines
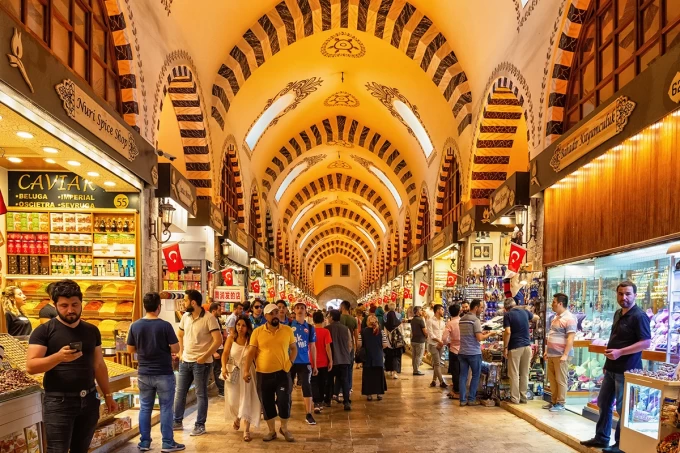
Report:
434,138,462,232
159,65,214,198
276,224,284,262
310,246,367,274
467,79,528,203
265,209,274,254
249,187,264,243
415,187,430,246
296,207,382,246
306,239,370,265
283,174,394,228
263,116,415,202
103,1,142,134
303,226,373,259
542,0,591,145
220,137,246,228
211,0,472,135
402,213,412,258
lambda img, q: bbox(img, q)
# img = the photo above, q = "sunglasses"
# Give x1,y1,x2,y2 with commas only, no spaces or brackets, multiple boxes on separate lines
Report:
253,305,262,309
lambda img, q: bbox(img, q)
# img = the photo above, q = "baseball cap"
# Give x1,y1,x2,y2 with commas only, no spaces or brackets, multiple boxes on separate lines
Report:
294,300,306,307
264,304,278,315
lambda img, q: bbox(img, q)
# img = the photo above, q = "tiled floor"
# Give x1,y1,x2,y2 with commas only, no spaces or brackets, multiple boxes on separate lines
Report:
113,356,578,453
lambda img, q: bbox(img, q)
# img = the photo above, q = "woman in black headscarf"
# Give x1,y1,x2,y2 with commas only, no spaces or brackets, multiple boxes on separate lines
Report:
384,303,405,380
359,314,387,400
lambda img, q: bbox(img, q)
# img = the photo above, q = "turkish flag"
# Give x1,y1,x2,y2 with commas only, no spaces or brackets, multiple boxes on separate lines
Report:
446,271,457,287
391,291,397,302
383,296,388,304
162,243,184,272
0,190,6,216
221,268,234,286
287,293,295,302
508,242,528,273
279,291,286,300
268,287,275,298
404,288,411,299
251,280,260,293
418,282,429,297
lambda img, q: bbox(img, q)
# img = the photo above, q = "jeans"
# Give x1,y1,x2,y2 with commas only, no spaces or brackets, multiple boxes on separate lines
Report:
428,344,446,384
312,366,330,404
507,346,532,403
332,364,351,404
449,351,460,393
212,352,224,395
256,370,292,420
334,351,354,395
595,370,624,445
138,374,176,446
411,342,425,373
173,361,211,427
44,392,99,453
458,354,482,403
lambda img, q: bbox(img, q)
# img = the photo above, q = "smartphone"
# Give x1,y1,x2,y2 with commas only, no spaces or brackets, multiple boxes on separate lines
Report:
69,341,82,352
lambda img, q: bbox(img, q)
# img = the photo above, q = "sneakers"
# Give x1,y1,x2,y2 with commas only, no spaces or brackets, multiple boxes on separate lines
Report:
344,403,352,411
549,404,566,412
137,441,151,451
460,401,468,407
467,401,480,407
313,404,321,414
413,371,424,376
161,442,186,452
392,373,399,380
580,438,609,448
519,398,528,404
172,422,183,431
542,403,554,410
305,413,316,425
279,428,295,442
429,381,437,387
439,382,448,389
602,445,624,453
190,425,206,436
262,432,277,442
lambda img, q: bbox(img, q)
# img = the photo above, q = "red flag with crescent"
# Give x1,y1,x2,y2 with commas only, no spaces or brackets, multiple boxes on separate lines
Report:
508,242,528,273
162,243,184,272
279,291,286,300
446,271,457,287
390,291,397,302
267,287,275,298
403,288,411,299
221,268,233,286
251,280,260,294
287,293,295,302
418,282,429,297
0,190,6,216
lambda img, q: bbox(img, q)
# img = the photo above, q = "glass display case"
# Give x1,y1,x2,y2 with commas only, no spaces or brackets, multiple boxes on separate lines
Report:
620,373,680,453
546,242,679,418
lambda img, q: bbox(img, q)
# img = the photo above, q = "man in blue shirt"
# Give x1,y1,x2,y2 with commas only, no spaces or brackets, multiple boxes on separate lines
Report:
290,301,317,425
503,298,539,404
277,299,292,326
127,293,184,452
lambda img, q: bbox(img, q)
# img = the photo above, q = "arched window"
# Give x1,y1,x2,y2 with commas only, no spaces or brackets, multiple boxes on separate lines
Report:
564,0,680,130
249,195,258,239
220,150,238,221
442,157,461,228
421,197,431,246
2,0,122,111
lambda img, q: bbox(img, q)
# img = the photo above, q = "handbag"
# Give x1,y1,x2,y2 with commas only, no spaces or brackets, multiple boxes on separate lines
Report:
389,328,405,349
356,347,367,364
225,356,240,384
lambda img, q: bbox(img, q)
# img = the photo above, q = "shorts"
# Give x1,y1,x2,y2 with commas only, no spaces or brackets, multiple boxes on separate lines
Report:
290,363,313,397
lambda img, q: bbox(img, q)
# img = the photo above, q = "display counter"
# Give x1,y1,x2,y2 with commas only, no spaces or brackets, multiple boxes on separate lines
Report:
621,372,680,453
0,389,43,453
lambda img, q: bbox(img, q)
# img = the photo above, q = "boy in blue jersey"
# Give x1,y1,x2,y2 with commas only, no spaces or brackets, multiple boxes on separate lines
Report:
290,301,317,425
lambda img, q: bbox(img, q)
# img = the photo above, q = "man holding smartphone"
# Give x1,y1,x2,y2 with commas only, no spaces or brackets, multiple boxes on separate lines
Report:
26,279,117,453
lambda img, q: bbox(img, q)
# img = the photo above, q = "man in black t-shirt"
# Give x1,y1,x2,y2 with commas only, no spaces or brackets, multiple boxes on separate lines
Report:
26,280,117,453
581,281,652,453
409,306,428,375
127,293,184,452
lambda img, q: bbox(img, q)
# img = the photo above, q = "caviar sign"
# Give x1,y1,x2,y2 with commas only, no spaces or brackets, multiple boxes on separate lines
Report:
7,172,139,210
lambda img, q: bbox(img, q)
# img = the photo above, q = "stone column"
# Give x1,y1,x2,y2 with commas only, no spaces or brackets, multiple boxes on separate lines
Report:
140,186,160,295
528,195,544,271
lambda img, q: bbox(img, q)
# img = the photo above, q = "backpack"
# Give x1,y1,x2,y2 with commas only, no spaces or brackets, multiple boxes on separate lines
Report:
389,327,405,349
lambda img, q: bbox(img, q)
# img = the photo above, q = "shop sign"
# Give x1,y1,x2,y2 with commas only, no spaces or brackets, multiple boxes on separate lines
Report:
409,245,426,269
227,222,250,251
7,171,139,210
490,186,514,218
488,172,530,223
428,223,455,258
458,205,513,239
56,79,139,162
214,286,244,303
188,199,224,234
670,71,680,103
458,213,474,238
550,96,636,172
397,259,407,276
255,243,270,267
156,163,197,217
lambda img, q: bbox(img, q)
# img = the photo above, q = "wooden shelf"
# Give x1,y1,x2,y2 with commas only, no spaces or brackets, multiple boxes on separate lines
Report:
4,274,136,281
7,254,50,257
573,340,593,348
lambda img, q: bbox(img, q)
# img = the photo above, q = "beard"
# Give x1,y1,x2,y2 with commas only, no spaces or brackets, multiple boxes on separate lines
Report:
58,311,81,324
185,304,195,313
269,317,280,327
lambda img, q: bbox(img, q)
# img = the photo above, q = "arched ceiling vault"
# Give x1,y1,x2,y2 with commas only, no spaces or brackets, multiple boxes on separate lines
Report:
295,207,383,248
305,239,370,266
302,226,374,258
301,219,382,253
309,245,367,273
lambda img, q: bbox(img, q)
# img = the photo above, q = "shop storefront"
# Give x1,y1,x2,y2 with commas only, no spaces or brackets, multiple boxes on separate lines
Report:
0,6,159,451
428,223,461,313
408,244,428,308
249,241,273,303
529,39,680,450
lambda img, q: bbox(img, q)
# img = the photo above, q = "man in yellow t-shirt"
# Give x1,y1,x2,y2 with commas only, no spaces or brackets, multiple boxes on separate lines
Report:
243,304,297,442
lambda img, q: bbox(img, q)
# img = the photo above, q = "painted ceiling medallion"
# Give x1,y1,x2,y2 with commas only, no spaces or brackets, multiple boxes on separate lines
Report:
324,91,360,108
328,160,351,169
321,32,366,58
327,139,353,148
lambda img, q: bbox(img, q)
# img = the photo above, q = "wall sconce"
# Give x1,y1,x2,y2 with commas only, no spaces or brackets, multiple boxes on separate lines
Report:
514,207,536,246
150,199,175,244
221,239,230,257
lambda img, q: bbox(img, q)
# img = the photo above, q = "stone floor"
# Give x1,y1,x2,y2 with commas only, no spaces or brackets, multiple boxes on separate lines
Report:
113,356,578,453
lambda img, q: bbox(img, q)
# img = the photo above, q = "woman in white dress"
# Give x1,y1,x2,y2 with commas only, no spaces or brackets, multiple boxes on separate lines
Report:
221,315,260,442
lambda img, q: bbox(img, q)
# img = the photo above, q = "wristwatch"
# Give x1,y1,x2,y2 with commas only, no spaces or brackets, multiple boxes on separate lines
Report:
104,393,113,397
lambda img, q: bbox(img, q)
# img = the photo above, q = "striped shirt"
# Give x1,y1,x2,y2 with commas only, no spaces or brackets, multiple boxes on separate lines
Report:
458,313,483,356
546,310,577,357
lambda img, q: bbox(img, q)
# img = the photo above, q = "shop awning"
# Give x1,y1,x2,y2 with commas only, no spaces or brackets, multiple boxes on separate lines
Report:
156,163,197,218
487,172,530,225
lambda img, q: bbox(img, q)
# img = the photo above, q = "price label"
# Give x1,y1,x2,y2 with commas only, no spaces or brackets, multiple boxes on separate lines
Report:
114,194,129,209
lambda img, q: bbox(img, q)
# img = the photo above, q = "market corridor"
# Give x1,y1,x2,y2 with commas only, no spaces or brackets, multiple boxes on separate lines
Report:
113,355,576,453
